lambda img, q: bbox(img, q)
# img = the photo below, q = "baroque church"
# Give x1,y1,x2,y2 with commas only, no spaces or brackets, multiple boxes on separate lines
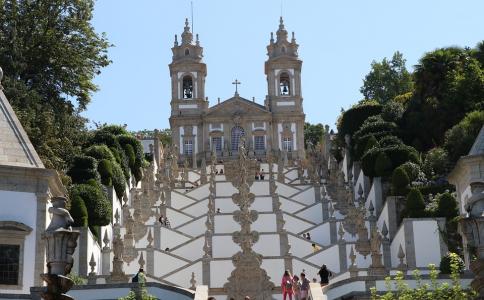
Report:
0,16,483,300
169,18,305,161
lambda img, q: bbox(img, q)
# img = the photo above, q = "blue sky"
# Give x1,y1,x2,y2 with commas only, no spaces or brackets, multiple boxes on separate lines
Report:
85,0,484,131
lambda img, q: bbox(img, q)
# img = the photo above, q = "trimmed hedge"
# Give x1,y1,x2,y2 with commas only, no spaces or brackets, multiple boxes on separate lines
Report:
435,192,459,221
392,166,410,196
69,195,88,227
400,161,421,182
70,183,112,227
67,155,99,183
117,134,145,182
112,162,127,200
97,159,113,186
361,144,419,178
84,145,115,162
337,102,382,140
374,152,392,178
405,188,426,218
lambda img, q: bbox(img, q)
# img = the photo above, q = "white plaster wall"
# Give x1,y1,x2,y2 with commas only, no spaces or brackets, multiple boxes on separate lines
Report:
346,244,371,269
86,229,102,274
214,197,238,213
168,208,193,228
307,244,340,273
171,192,196,209
186,184,209,200
182,199,208,217
279,197,305,213
261,258,285,285
69,286,193,300
251,196,273,212
354,169,366,201
172,236,205,261
292,259,319,280
377,201,390,237
296,203,323,224
283,213,314,234
251,182,269,196
176,217,206,237
288,235,314,258
285,169,299,181
308,222,331,246
253,214,277,232
188,171,200,183
210,260,234,287
325,281,366,300
164,261,202,288
292,188,315,205
0,190,37,294
253,234,280,256
160,227,191,249
214,215,239,234
413,220,443,267
153,250,188,277
215,182,238,197
275,182,300,197
390,224,406,267
212,235,239,258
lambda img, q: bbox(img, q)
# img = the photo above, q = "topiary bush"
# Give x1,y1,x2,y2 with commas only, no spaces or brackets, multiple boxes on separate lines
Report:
405,188,427,218
435,192,459,221
400,161,422,182
123,143,136,169
70,183,112,227
439,252,464,274
378,135,403,148
391,166,410,196
67,155,99,184
111,162,127,200
117,134,146,182
374,152,392,178
337,102,382,141
69,195,88,227
84,145,115,162
97,159,113,186
422,147,449,177
381,101,404,122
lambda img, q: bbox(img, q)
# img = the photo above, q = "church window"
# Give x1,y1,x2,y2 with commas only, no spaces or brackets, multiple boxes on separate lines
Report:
0,244,20,285
283,137,293,152
231,126,245,151
254,136,265,151
184,139,193,155
279,72,290,96
184,48,190,56
282,46,286,53
211,137,222,152
182,76,193,99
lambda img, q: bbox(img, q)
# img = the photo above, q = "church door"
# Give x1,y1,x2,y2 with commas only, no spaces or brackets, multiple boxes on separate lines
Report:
231,126,245,152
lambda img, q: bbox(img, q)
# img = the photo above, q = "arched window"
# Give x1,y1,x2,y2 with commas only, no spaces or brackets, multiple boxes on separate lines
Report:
184,48,190,56
231,126,245,151
279,72,290,96
182,75,193,99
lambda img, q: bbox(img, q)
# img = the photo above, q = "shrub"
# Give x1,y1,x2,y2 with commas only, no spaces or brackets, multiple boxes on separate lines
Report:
378,135,403,148
84,145,115,162
97,159,113,186
112,162,127,200
374,152,392,178
439,252,464,274
400,161,421,182
67,155,99,184
435,192,459,221
337,102,382,140
391,166,410,196
405,188,426,218
70,183,112,227
69,195,88,227
444,110,484,163
97,124,128,136
118,134,145,181
423,147,449,177
381,100,404,121
384,144,420,167
123,143,136,169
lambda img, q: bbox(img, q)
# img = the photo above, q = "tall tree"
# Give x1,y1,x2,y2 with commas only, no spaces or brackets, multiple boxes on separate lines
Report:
360,51,414,104
0,0,111,172
304,122,325,148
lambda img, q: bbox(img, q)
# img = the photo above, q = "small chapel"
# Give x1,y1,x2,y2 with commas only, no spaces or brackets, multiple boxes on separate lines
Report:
169,18,306,162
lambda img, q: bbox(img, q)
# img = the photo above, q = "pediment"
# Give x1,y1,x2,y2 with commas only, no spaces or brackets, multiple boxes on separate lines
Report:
206,96,269,118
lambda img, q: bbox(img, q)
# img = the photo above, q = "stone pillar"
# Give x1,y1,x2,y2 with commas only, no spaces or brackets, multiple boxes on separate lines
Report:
202,257,211,286
154,223,161,250
338,224,348,272
381,222,391,269
101,229,111,276
329,218,337,244
146,228,155,275
314,182,321,203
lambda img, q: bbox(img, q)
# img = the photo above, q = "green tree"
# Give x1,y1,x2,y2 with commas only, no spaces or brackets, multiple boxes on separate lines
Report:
391,166,410,196
304,122,325,148
360,51,414,104
422,147,449,177
444,110,484,163
0,0,110,173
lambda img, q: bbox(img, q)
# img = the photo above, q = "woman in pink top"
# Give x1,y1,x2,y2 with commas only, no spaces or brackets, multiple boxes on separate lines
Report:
281,270,294,300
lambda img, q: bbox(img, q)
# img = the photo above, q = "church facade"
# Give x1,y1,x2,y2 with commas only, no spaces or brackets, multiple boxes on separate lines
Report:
169,18,306,161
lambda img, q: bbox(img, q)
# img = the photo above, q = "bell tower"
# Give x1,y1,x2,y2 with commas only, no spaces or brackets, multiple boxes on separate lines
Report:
264,17,303,113
169,18,208,116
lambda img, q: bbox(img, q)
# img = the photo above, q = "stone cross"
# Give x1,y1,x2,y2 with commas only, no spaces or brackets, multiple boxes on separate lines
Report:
232,79,241,95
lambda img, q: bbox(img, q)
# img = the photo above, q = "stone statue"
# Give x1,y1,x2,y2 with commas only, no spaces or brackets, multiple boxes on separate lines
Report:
46,197,74,232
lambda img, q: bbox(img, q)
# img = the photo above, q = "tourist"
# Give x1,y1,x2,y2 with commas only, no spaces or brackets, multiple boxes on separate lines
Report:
292,275,301,300
165,217,171,228
159,215,165,225
281,270,294,300
306,232,311,240
311,243,321,253
220,168,224,174
165,247,170,251
260,169,265,180
216,208,221,214
299,273,310,300
132,268,145,283
318,264,332,286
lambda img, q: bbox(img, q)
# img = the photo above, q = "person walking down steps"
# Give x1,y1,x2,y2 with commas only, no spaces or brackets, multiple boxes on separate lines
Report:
318,264,332,286
281,270,294,300
299,273,310,300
